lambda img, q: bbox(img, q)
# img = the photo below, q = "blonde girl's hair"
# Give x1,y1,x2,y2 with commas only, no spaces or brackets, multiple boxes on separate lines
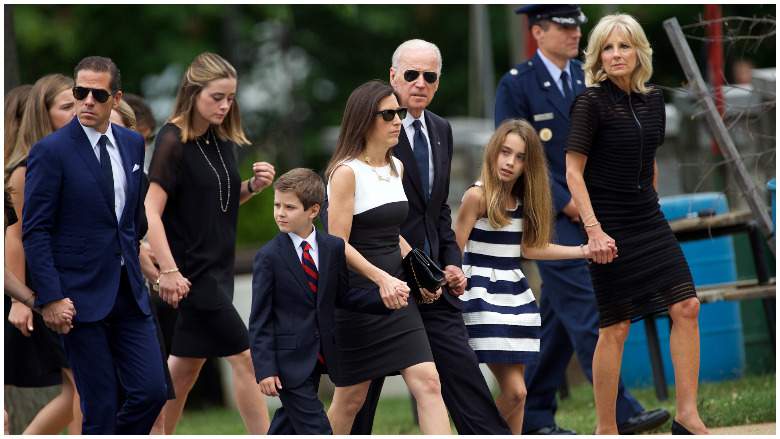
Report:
169,52,249,145
7,74,74,181
114,99,137,130
478,119,553,248
582,13,653,94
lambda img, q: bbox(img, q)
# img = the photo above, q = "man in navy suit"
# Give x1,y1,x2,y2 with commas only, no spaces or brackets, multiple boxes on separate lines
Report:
495,5,669,434
249,168,388,435
350,39,511,435
23,56,167,434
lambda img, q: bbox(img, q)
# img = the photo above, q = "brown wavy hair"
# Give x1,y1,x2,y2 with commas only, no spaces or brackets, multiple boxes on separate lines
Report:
4,85,32,171
478,119,553,248
325,80,400,180
170,52,249,145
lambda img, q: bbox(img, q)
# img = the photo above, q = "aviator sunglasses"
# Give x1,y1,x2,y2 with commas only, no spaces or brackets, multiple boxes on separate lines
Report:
72,86,114,103
375,107,408,122
403,70,438,84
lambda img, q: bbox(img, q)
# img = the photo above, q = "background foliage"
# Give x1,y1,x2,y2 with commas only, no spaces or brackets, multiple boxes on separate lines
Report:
7,4,776,248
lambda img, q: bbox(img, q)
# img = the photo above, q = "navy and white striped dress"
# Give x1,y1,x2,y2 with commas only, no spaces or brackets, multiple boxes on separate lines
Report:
459,187,541,364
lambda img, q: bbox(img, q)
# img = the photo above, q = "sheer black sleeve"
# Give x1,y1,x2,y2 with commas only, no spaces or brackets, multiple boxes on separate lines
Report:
565,89,600,156
148,123,184,196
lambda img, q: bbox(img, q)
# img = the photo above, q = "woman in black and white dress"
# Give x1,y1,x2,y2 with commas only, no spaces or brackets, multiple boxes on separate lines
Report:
325,80,451,434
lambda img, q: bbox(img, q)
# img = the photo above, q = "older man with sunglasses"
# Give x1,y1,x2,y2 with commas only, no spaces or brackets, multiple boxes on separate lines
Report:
23,56,168,434
348,39,512,435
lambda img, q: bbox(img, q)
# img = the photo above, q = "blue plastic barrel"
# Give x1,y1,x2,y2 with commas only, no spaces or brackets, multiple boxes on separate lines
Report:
620,193,745,387
768,179,776,231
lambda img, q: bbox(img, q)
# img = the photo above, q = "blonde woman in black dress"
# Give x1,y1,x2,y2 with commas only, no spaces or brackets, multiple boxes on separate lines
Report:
145,52,272,434
565,14,708,435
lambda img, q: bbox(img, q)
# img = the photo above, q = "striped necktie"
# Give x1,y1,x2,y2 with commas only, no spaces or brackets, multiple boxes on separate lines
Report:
301,241,318,294
300,240,324,364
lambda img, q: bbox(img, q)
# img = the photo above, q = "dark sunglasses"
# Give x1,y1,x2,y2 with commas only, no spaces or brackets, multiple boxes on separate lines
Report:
72,86,113,103
375,107,407,122
403,70,438,84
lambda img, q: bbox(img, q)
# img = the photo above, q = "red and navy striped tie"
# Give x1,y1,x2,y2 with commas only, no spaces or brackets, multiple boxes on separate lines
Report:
301,241,325,365
301,241,318,294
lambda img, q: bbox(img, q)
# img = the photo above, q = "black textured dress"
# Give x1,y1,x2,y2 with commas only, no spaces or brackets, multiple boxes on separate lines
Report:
148,123,248,357
328,158,434,386
4,177,69,387
566,79,698,328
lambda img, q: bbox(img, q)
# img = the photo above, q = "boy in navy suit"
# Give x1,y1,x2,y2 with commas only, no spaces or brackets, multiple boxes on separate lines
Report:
249,168,388,435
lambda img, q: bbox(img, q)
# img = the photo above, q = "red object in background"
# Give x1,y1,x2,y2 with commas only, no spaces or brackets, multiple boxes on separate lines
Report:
705,4,724,156
525,15,537,58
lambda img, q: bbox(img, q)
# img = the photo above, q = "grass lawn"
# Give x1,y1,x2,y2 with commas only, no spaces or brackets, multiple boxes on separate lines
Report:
175,373,775,434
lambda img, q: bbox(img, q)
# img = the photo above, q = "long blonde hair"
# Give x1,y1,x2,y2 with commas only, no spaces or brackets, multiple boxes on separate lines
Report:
478,119,552,248
6,74,73,180
170,52,249,145
583,14,653,94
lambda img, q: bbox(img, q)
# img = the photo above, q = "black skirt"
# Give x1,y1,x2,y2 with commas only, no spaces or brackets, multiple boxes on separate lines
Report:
4,296,69,387
332,287,433,387
588,187,698,327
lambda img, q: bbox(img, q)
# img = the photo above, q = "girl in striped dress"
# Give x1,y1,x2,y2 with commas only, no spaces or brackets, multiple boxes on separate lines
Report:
454,119,596,434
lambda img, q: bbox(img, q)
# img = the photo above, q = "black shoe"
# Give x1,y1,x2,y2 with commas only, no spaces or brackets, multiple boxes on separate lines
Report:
617,408,671,434
671,420,694,435
525,424,577,435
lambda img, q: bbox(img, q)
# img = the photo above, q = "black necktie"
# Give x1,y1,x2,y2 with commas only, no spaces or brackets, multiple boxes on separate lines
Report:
412,120,430,201
561,70,572,102
98,135,115,211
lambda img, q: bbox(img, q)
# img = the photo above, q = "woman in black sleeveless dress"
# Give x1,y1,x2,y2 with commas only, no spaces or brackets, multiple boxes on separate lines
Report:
324,81,451,434
565,15,707,435
145,53,272,434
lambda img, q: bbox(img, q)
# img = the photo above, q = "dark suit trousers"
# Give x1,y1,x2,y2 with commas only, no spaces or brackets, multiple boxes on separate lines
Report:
269,369,332,435
63,268,167,434
351,298,510,434
523,261,644,432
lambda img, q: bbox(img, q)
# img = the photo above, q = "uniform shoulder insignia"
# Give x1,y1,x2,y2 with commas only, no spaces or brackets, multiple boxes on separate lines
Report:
510,68,518,76
510,62,533,77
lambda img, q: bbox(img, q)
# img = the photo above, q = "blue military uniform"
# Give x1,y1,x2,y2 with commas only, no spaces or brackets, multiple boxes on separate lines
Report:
494,5,649,434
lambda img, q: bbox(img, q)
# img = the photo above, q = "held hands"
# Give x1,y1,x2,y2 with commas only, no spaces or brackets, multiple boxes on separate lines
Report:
8,300,34,337
378,273,410,310
443,265,467,297
585,225,619,264
41,298,76,334
157,270,192,308
259,376,283,397
250,162,275,193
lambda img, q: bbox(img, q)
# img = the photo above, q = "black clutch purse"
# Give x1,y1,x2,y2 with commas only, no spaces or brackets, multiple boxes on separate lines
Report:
402,248,447,304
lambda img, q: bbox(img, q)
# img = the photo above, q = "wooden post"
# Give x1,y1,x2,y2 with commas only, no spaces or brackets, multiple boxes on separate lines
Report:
663,18,775,255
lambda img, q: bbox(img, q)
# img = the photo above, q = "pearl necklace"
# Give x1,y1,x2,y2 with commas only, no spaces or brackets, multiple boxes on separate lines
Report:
364,156,391,182
195,129,231,213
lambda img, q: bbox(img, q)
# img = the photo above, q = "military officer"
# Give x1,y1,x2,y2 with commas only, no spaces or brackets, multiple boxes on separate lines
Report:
494,4,670,435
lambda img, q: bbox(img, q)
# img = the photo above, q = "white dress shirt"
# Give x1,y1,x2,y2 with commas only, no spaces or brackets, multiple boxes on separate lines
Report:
80,122,127,222
289,227,319,269
403,112,435,193
537,48,572,98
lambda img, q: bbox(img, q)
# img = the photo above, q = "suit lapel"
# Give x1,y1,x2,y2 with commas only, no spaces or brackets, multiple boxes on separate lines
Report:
114,128,136,225
571,64,586,96
532,53,572,121
315,232,330,308
423,111,442,199
279,234,315,303
69,118,116,221
394,128,425,202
